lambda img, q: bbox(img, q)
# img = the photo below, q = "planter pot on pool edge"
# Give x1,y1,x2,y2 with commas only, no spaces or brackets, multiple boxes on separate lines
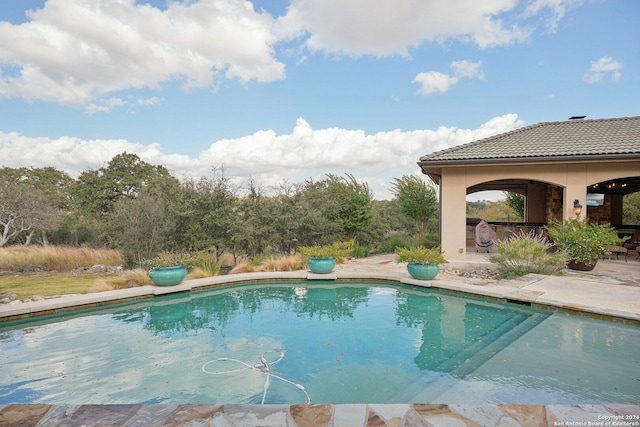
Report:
407,263,440,280
149,265,188,286
307,257,336,274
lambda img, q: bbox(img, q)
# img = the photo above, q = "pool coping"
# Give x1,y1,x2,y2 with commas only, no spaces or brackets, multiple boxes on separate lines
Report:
1,269,639,324
2,403,639,426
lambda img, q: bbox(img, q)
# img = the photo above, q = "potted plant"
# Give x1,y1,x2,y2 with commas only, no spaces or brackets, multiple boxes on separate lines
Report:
298,240,353,274
144,252,193,286
545,219,623,271
395,246,447,280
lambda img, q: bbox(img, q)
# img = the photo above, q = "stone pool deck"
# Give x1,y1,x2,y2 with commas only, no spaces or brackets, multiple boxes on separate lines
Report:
2,403,639,426
1,254,639,426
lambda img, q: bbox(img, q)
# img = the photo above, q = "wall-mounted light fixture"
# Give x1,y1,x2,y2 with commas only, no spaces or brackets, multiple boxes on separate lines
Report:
573,199,583,219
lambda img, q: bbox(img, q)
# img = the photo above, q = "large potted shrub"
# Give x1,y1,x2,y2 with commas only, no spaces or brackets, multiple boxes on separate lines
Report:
545,219,623,271
395,246,447,280
144,252,193,286
298,240,353,274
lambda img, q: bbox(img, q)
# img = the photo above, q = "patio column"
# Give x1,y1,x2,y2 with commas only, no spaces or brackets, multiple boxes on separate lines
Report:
439,168,467,261
565,164,588,221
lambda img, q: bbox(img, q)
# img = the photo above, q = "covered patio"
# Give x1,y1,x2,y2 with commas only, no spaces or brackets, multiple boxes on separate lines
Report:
418,116,640,261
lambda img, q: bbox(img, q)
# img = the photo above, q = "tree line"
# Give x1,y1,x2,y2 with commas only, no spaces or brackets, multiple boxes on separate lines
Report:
0,153,441,267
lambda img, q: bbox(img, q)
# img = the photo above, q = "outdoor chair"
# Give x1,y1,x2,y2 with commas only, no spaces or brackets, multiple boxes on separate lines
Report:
604,245,628,262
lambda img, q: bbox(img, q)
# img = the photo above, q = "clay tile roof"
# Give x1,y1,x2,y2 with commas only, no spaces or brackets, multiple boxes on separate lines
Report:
419,116,640,165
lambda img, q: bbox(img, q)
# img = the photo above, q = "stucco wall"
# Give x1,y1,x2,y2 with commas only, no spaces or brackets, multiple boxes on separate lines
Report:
436,160,640,261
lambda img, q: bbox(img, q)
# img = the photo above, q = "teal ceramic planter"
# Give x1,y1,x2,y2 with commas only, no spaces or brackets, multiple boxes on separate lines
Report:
307,257,336,274
149,265,188,286
407,263,440,280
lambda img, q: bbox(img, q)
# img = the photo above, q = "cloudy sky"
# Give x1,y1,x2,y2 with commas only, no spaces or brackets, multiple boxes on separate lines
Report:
0,0,638,199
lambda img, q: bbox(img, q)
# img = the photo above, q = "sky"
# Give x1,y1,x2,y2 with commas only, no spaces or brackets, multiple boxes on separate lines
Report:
0,0,638,200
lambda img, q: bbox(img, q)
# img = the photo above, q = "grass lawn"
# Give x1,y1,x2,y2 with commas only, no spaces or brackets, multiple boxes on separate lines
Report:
0,273,116,300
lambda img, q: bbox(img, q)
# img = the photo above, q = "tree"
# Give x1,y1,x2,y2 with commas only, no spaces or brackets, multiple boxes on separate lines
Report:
104,190,175,267
0,180,62,246
504,192,525,221
326,174,373,241
622,192,640,225
74,152,179,218
390,175,438,236
0,167,73,244
172,167,237,256
231,180,275,259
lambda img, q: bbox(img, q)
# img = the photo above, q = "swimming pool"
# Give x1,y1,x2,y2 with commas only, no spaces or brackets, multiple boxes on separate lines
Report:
1,281,638,405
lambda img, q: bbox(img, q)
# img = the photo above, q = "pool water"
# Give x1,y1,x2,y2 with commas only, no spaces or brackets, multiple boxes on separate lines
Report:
1,281,639,405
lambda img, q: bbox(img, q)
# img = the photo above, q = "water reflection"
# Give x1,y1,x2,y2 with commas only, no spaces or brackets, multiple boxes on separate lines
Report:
114,283,547,376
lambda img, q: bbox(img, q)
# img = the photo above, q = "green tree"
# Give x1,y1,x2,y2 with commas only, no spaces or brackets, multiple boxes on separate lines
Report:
326,174,373,240
173,168,237,256
104,190,175,266
504,192,525,221
622,192,640,225
74,152,178,218
231,180,276,259
390,175,438,236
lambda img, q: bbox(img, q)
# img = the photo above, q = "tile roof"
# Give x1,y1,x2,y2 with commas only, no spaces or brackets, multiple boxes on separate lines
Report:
419,116,640,165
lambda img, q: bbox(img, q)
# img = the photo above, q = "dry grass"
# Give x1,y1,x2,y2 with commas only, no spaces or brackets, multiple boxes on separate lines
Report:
0,245,122,272
89,268,152,292
229,263,255,274
229,254,304,274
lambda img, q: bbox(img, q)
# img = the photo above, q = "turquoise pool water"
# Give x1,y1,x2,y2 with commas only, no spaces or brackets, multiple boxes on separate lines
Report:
1,281,639,405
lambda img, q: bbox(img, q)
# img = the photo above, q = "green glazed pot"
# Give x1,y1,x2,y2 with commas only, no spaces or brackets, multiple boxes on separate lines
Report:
307,257,336,274
407,263,440,280
149,265,188,286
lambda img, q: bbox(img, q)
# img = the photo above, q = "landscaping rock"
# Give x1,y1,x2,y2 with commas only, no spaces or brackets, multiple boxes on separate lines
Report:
0,293,18,304
18,264,47,273
89,264,108,273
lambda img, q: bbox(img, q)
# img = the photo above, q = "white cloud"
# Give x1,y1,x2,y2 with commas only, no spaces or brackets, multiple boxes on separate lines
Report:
583,57,623,84
451,60,485,80
414,60,484,95
0,114,524,199
281,0,531,57
413,72,459,95
522,0,584,32
0,0,285,106
0,0,578,106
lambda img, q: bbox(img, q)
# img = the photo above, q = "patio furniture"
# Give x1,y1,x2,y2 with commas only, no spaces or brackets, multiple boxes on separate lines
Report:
604,245,628,262
475,220,497,253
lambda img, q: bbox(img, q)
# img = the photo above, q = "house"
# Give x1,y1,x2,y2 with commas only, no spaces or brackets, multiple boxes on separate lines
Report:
418,116,640,261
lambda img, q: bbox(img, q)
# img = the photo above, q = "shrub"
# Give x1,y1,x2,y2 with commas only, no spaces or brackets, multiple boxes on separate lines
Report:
91,268,151,292
229,263,255,274
351,245,370,258
545,219,623,265
490,230,565,278
298,240,353,261
395,246,447,264
259,254,304,272
192,255,222,277
377,232,411,253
